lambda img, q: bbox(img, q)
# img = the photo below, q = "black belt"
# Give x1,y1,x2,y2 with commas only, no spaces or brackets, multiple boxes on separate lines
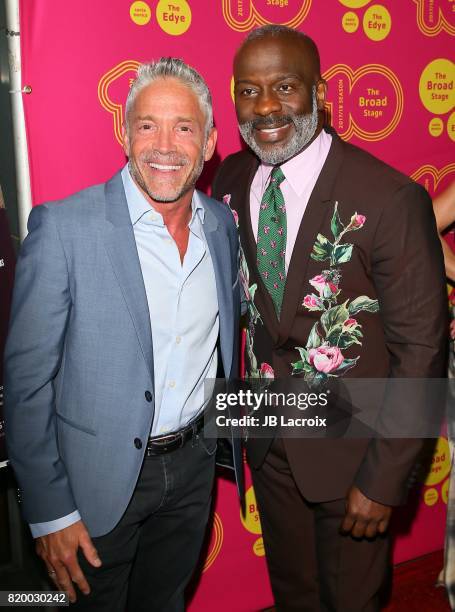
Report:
145,413,205,456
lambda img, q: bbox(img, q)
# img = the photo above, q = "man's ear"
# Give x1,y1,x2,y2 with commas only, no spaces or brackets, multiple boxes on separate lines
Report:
204,127,218,162
316,80,327,111
122,123,130,157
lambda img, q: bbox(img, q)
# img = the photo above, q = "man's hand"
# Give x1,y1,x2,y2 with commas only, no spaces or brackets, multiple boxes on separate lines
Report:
341,486,392,539
36,520,101,603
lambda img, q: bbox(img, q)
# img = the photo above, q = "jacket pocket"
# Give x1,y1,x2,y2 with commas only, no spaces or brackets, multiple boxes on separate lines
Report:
56,412,97,436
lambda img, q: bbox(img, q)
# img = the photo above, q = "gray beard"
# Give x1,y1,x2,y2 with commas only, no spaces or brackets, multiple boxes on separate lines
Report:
128,151,204,204
238,87,319,165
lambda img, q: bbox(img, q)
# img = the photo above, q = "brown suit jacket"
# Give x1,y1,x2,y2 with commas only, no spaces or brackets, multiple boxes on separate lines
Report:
213,129,447,506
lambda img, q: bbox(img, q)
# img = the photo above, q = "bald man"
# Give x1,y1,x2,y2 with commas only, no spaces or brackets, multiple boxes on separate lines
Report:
213,25,447,611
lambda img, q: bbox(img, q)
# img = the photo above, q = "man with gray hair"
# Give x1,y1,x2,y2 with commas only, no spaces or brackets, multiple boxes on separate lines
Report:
5,57,241,610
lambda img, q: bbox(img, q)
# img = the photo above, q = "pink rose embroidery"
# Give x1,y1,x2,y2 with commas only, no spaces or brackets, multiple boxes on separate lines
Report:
260,363,274,378
348,213,366,230
264,226,270,235
308,346,344,374
309,274,338,298
303,294,324,311
343,318,358,329
222,194,231,206
292,202,377,386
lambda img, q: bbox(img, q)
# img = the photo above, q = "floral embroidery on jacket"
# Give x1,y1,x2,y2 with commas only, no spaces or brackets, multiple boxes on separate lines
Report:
223,194,274,380
292,202,379,388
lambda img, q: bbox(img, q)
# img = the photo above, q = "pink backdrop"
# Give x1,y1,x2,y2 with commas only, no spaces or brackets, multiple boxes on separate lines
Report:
19,2,454,610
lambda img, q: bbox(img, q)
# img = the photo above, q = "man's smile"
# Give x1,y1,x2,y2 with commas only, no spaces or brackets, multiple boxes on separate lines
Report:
147,162,183,173
254,122,293,142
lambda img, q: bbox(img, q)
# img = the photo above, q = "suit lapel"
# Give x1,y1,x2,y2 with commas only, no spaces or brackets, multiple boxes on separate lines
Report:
199,192,234,377
278,133,346,345
103,172,154,386
236,156,282,342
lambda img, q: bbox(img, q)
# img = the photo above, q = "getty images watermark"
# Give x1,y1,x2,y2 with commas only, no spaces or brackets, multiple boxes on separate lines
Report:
215,389,330,428
204,378,451,439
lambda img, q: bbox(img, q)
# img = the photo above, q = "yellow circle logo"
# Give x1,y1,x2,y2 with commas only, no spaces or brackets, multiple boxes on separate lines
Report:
363,5,391,41
240,486,262,535
447,111,455,142
156,0,191,36
429,117,444,137
342,11,359,33
419,59,455,115
130,1,152,26
424,487,439,506
442,478,450,505
339,0,371,7
253,536,265,557
323,63,403,141
222,0,312,32
424,437,451,486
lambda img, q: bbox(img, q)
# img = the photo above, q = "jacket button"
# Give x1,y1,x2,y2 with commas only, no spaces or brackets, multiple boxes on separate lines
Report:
134,438,142,449
145,390,153,402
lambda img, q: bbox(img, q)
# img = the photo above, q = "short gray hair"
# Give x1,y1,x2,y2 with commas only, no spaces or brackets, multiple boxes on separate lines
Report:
125,57,213,137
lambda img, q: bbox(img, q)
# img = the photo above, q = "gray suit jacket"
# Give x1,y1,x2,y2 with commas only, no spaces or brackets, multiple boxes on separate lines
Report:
4,171,240,537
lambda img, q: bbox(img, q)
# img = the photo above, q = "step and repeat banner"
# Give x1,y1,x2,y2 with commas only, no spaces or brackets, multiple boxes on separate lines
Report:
18,1,454,610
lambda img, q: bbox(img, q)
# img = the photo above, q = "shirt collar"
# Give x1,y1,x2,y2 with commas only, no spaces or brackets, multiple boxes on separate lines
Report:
121,163,205,228
258,129,332,197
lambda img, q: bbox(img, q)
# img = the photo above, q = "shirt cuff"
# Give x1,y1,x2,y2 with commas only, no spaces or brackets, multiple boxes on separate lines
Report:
29,510,81,538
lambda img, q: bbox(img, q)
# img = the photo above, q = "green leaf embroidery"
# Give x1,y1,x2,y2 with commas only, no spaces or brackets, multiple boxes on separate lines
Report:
330,202,344,240
293,361,314,375
320,303,350,336
306,323,322,349
330,356,359,374
337,333,362,349
311,234,333,262
348,296,379,315
331,243,353,265
291,360,305,374
296,346,309,361
326,325,345,346
249,283,257,302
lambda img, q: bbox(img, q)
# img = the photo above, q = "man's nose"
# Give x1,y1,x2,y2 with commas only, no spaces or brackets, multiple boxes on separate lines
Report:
253,89,282,117
155,127,175,153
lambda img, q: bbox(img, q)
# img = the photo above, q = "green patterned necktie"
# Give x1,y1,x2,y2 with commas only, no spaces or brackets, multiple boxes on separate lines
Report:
257,166,287,315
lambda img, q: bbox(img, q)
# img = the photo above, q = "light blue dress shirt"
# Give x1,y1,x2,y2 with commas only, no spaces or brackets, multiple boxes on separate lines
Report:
121,164,219,435
30,165,219,537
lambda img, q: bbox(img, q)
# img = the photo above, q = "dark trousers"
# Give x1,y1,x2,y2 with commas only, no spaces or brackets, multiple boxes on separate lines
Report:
69,433,216,612
252,438,390,612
